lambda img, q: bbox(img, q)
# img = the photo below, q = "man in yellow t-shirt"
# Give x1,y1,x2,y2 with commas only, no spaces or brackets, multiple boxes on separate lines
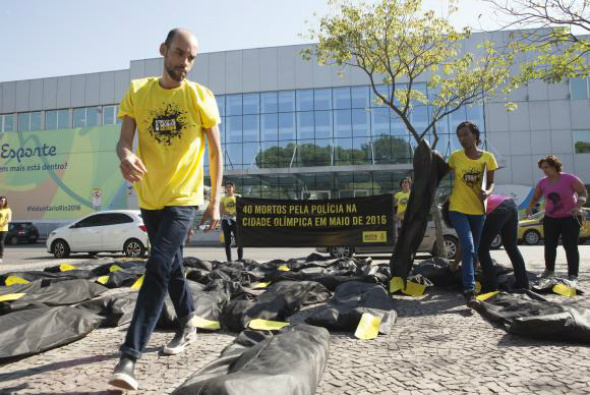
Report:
394,177,412,235
110,28,223,391
220,181,243,261
0,196,12,265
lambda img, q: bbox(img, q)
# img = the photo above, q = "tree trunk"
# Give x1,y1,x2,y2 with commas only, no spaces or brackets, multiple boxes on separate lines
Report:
432,199,446,258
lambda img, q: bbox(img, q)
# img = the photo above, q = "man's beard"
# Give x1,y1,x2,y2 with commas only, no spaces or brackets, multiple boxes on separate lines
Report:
165,64,186,82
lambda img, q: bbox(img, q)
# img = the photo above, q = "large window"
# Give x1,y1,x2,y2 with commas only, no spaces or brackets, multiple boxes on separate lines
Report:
46,110,70,130
73,107,101,128
571,78,589,100
17,112,42,131
1,114,15,132
103,106,121,125
215,85,483,169
574,130,590,154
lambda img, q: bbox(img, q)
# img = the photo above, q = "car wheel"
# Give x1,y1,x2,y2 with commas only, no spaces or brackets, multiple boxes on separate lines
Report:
124,239,146,258
52,239,71,258
523,230,541,245
434,236,458,260
329,246,354,258
8,236,19,245
490,235,502,249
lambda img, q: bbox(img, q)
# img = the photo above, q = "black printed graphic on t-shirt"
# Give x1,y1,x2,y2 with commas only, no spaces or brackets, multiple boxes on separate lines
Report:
146,103,193,146
547,192,563,215
462,168,482,188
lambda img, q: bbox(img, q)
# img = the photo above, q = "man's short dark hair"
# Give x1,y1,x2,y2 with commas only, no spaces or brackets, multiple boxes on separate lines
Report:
225,181,235,187
164,28,180,48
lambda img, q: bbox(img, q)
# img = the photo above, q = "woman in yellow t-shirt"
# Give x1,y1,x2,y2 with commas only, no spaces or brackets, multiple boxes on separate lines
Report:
0,196,12,264
394,177,412,236
447,121,498,307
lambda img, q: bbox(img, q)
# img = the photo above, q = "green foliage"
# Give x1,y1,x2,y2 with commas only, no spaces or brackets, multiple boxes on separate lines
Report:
255,136,413,168
575,141,590,154
486,0,590,83
302,0,513,147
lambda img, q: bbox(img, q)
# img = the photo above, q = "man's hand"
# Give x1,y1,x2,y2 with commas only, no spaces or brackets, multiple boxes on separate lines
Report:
120,153,147,183
200,201,221,232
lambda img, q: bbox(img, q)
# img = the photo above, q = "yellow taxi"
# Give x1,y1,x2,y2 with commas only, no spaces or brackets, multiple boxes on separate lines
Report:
517,208,590,245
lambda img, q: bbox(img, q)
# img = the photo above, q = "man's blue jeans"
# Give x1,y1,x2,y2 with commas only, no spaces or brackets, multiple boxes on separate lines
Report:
120,206,196,359
449,211,485,293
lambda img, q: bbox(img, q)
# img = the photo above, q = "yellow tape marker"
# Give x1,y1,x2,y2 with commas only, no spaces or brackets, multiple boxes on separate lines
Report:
278,265,290,272
96,276,110,285
0,293,26,302
475,281,482,294
354,313,381,340
362,231,387,243
389,277,404,293
248,319,290,331
191,316,221,330
402,281,426,297
5,276,29,286
251,282,271,289
476,291,499,301
130,275,144,290
109,264,123,272
59,263,77,272
553,283,576,298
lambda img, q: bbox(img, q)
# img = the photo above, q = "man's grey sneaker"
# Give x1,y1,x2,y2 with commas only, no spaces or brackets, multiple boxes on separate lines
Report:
109,355,138,391
163,320,197,355
540,270,555,279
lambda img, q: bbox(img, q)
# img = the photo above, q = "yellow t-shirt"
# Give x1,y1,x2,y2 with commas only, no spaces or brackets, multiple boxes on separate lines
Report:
394,191,411,216
448,150,498,215
221,195,239,219
0,208,11,232
118,77,221,210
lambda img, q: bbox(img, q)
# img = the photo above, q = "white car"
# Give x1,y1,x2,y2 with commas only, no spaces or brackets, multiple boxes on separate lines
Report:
46,210,149,258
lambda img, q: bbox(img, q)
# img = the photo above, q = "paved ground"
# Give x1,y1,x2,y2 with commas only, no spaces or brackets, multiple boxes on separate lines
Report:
1,246,589,395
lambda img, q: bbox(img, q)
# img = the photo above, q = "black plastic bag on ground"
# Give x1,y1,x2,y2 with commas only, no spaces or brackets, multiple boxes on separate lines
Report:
264,270,379,292
76,292,138,328
390,140,449,281
410,258,461,288
306,281,397,334
0,279,107,315
158,280,235,330
474,291,590,343
0,305,103,362
531,277,584,295
220,281,332,332
0,271,88,286
170,324,330,395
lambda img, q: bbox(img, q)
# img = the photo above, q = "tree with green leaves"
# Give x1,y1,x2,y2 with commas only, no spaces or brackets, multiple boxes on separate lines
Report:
303,0,515,257
483,0,590,83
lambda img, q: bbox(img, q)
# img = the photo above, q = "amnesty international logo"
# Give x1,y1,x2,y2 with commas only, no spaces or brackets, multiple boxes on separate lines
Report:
146,103,192,146
462,168,482,188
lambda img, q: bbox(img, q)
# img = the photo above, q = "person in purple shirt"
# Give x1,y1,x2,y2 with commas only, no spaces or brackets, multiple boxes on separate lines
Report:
478,195,529,292
526,155,588,285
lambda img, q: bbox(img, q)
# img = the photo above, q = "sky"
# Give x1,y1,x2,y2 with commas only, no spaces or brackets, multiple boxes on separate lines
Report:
0,0,506,83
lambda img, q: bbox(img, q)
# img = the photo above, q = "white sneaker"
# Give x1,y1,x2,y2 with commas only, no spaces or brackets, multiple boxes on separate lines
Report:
163,324,197,355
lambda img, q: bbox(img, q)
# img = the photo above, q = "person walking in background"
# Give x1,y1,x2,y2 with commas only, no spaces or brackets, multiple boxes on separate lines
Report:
478,195,529,292
220,181,243,262
447,121,498,307
109,28,223,391
526,155,588,287
0,196,12,265
394,177,411,236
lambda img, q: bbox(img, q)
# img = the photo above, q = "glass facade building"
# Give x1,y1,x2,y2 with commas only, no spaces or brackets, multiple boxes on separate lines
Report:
210,85,484,199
